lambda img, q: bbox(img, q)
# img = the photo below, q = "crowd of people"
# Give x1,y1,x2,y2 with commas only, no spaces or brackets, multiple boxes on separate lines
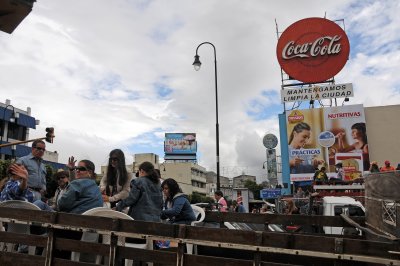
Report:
1,140,398,223
0,142,199,227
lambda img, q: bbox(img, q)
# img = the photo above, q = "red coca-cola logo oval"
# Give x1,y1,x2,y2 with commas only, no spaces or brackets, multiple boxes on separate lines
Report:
277,17,350,83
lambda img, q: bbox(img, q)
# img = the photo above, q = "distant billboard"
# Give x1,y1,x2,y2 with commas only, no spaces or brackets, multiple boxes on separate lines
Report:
164,133,197,155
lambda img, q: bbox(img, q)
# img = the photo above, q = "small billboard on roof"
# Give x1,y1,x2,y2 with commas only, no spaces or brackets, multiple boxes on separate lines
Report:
164,133,197,155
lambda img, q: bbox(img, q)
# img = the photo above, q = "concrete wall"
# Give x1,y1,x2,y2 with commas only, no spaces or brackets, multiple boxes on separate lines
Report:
162,162,207,195
365,105,400,168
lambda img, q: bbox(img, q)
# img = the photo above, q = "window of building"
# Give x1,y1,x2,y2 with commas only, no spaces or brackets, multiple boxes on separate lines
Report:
0,120,4,138
7,123,26,141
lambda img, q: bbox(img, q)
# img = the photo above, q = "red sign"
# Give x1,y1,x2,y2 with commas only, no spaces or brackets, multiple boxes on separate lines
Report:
276,17,350,83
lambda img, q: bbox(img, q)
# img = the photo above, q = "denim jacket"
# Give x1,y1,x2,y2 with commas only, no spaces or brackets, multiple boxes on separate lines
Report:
161,193,196,224
58,178,103,214
116,176,163,222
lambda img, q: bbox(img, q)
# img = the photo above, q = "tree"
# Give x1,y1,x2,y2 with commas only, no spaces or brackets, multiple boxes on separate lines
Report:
0,159,12,180
189,192,214,204
244,180,264,200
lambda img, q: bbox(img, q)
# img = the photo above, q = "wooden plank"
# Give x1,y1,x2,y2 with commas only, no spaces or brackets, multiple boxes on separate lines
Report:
0,206,55,223
54,238,109,256
53,257,99,266
0,230,47,247
204,211,365,227
184,253,253,266
0,251,45,265
55,212,116,231
118,219,178,237
185,225,257,245
118,247,175,264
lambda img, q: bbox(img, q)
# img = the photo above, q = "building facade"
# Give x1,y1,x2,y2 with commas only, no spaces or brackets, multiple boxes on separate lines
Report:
0,99,65,170
0,99,37,160
162,161,207,195
232,174,256,188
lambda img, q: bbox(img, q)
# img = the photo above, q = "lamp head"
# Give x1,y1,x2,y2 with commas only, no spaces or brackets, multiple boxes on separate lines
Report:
192,55,201,71
9,111,18,123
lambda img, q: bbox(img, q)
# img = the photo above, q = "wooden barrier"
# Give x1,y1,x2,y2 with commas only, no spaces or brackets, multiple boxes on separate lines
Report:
0,207,399,266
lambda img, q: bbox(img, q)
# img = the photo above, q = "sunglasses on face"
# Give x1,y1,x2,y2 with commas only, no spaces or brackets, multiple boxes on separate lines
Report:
34,147,46,151
75,166,88,172
110,157,119,162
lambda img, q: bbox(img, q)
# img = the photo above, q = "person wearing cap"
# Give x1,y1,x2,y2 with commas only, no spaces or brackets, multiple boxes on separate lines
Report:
34,169,70,211
380,160,395,172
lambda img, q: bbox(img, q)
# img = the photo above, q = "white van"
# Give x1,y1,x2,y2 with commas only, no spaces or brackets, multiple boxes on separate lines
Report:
322,196,365,235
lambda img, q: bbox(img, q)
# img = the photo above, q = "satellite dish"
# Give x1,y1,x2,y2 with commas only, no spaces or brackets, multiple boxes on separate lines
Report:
263,134,278,149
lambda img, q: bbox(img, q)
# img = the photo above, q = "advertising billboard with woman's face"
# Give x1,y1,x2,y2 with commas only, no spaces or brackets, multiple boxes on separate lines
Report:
286,104,369,181
164,133,197,155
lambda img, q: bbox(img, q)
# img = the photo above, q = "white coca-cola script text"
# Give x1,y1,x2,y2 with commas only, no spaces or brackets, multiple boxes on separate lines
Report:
282,35,342,59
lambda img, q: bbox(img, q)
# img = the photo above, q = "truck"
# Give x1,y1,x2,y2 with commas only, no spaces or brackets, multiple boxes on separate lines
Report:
321,196,365,235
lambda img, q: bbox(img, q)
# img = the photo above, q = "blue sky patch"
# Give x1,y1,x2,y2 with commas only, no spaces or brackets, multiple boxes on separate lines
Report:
126,129,165,156
150,19,184,44
154,82,173,98
246,90,283,121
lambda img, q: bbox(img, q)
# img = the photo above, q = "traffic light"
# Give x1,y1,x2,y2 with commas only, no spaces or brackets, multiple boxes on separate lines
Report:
45,127,55,143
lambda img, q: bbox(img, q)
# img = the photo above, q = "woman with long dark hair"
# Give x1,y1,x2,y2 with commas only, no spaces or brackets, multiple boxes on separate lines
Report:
161,178,195,225
337,122,370,170
100,149,132,208
116,161,163,222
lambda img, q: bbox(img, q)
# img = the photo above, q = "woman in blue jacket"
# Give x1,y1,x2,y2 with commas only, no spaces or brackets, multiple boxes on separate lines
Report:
161,178,196,225
116,161,163,222
58,159,103,214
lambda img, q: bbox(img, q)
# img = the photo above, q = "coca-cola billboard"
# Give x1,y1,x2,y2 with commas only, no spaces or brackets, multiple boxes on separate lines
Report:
277,17,350,83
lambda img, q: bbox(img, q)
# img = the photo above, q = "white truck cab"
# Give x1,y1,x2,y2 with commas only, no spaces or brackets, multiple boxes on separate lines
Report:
322,196,365,235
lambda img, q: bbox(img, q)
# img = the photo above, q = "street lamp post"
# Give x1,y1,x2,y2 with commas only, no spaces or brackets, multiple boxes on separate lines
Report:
1,104,18,159
193,42,221,190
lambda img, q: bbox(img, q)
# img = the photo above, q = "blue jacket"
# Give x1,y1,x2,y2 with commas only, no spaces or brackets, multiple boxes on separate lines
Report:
161,193,196,225
116,176,163,222
58,178,103,214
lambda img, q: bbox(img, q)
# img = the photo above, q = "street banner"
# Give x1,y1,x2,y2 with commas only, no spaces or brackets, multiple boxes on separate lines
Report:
260,189,281,199
281,83,353,103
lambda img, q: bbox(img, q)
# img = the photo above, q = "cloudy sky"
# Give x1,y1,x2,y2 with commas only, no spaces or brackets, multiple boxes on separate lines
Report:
1,0,399,180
